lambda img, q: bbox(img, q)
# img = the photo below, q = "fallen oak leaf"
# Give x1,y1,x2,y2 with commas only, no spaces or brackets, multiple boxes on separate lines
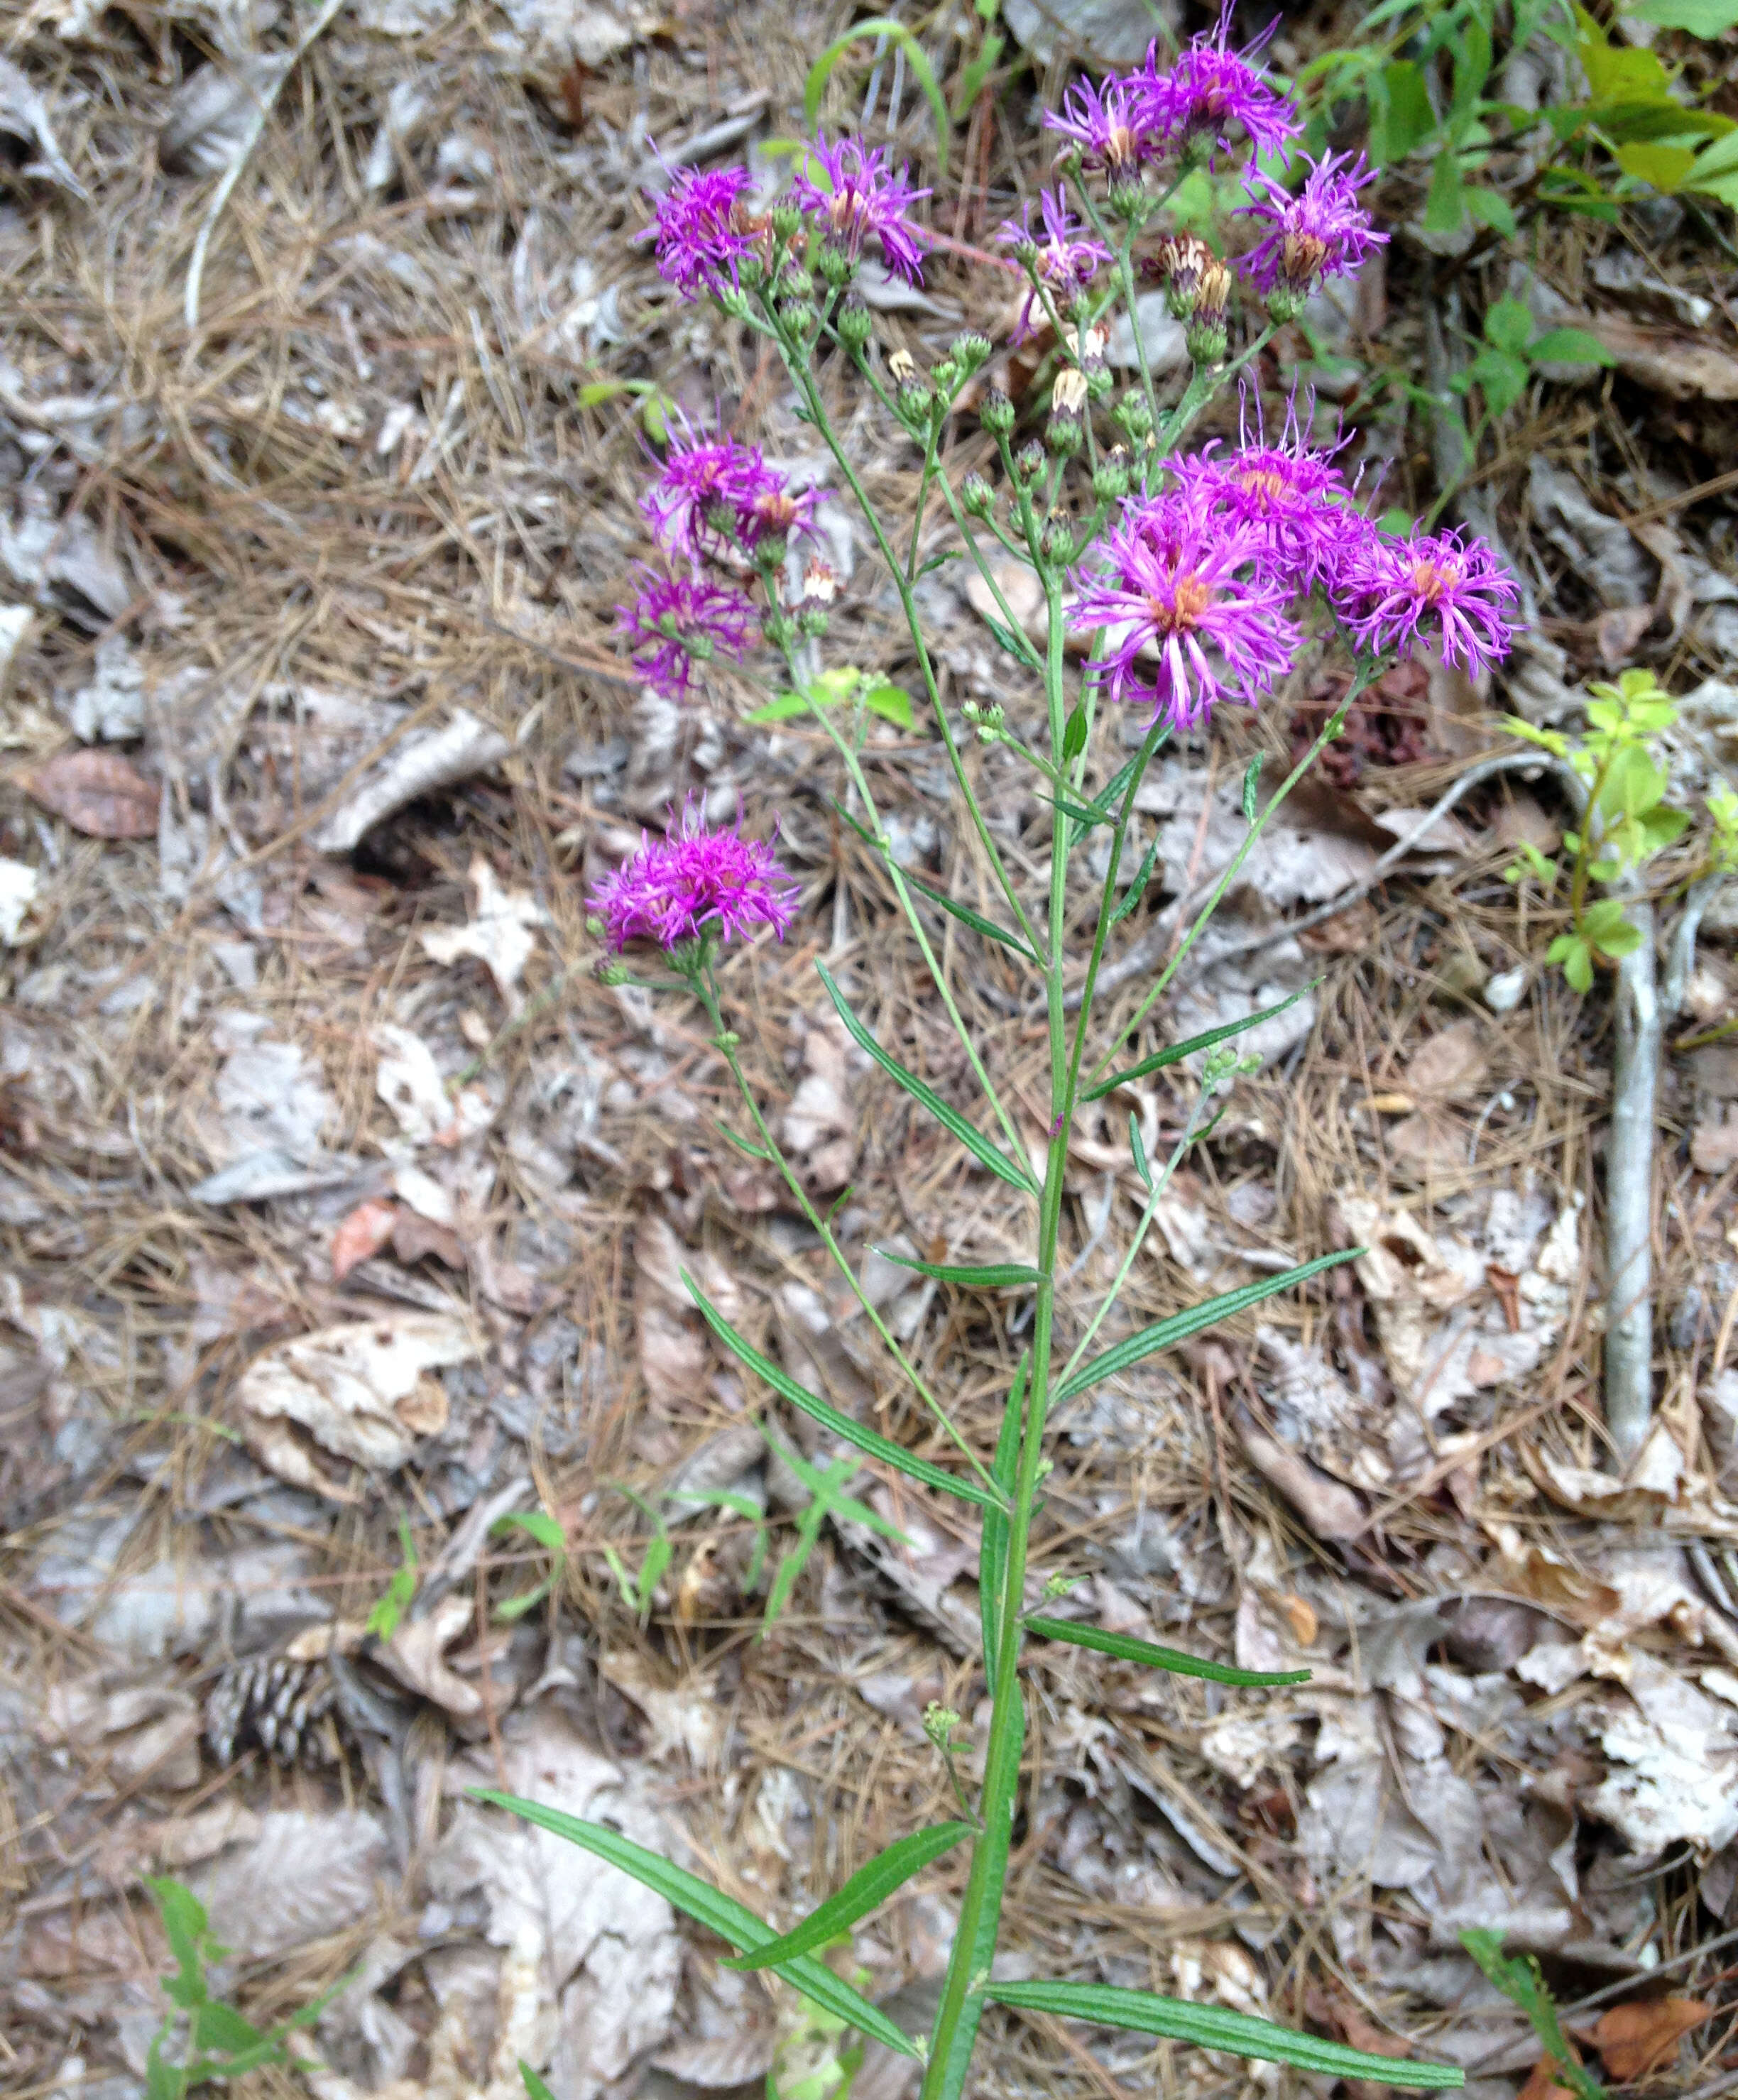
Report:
23,748,156,838
1592,1999,1713,2082
332,1196,398,1281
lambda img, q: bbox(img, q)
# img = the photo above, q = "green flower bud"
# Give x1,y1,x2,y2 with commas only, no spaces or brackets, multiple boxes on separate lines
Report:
780,297,817,335
782,263,814,299
959,470,995,519
1038,515,1076,564
1093,455,1130,502
1186,318,1228,367
979,387,1015,437
1264,285,1304,326
838,298,873,352
1014,439,1046,485
814,241,853,289
931,356,961,395
770,202,802,241
950,329,993,376
1113,390,1154,441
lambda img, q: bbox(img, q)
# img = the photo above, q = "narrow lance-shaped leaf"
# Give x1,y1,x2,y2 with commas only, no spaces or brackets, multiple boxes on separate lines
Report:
1024,1614,1309,1688
871,1247,1044,1290
1108,834,1161,929
682,1269,1002,1511
817,963,1037,1194
899,868,1037,962
986,1980,1461,2088
725,1822,973,1971
1057,1251,1359,1401
980,1355,1027,1699
472,1793,922,2062
1084,983,1318,1101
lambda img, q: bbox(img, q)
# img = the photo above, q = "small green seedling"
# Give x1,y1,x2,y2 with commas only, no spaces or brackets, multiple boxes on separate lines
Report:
491,1508,567,1622
1459,1929,1605,2100
364,1514,418,1642
1505,669,1693,992
601,1484,672,1622
145,1878,330,2100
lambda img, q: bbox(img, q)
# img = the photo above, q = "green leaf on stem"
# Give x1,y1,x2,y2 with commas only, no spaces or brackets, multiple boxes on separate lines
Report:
471,1793,922,2061
715,1120,774,1161
864,681,916,731
1128,1112,1152,1191
1241,757,1262,824
1108,835,1161,928
870,1247,1044,1289
900,868,1037,962
1024,1614,1309,1687
724,1822,973,1970
1037,788,1117,831
980,1356,1025,1698
977,611,1043,668
682,1269,1002,1510
985,1981,1462,2086
1056,1250,1360,1401
804,19,950,175
1624,0,1738,31
1083,984,1317,1101
520,2064,559,2100
816,963,1038,1194
1530,326,1614,366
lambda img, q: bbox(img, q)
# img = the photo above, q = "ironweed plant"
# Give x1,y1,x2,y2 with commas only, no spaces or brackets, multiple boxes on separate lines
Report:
486,23,1517,2096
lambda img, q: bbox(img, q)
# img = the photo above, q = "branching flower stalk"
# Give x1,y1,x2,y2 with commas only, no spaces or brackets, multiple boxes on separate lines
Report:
488,23,1526,2096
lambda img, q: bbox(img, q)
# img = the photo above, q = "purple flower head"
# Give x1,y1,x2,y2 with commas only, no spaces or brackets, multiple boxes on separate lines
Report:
1141,11,1301,166
1339,527,1519,678
997,189,1111,341
1069,493,1301,731
640,160,761,301
590,798,800,953
618,567,758,700
1165,391,1365,591
643,415,819,567
1238,151,1386,297
1042,71,1156,176
793,134,930,285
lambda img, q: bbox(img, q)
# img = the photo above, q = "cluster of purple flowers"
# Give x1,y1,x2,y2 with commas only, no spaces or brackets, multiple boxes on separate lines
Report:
1046,13,1299,173
618,414,826,700
591,797,799,954
1070,399,1518,731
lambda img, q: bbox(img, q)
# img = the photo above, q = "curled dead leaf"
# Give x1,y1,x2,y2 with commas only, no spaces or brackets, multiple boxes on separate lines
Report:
23,748,157,838
331,1196,398,1281
1592,1998,1712,2082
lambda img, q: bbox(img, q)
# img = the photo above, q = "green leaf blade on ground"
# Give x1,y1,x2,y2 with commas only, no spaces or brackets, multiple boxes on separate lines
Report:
724,1822,973,1970
1024,1614,1311,1688
870,1248,1044,1289
473,1793,922,2062
1056,1251,1360,1401
803,19,949,174
987,1980,1462,2087
816,963,1037,1194
682,1268,1000,1510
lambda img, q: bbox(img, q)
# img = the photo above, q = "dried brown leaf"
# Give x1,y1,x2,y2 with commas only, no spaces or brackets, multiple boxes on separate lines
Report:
331,1196,398,1281
23,748,156,837
1592,1998,1713,2081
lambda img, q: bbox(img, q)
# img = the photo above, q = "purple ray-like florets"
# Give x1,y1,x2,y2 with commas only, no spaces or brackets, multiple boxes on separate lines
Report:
618,567,758,699
998,189,1111,341
1238,151,1387,297
643,416,819,568
794,134,931,285
1141,16,1301,165
1165,394,1367,591
1042,71,1157,175
640,161,760,301
1338,526,1519,677
1069,493,1301,731
591,798,800,952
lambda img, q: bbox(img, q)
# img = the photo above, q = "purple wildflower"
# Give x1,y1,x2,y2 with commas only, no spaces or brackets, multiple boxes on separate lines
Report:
591,798,800,953
618,567,758,700
640,161,761,301
794,134,930,285
1042,71,1156,177
997,189,1111,341
1069,493,1301,730
1238,151,1387,297
1339,527,1519,677
643,416,819,567
1141,12,1301,166
1165,393,1365,591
